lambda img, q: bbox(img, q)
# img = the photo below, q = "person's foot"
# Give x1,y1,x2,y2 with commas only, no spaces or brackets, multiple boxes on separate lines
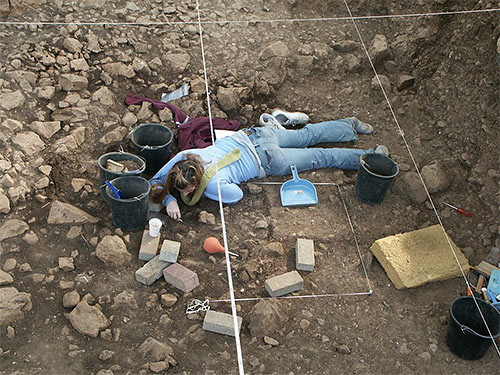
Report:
375,145,389,157
271,109,310,127
349,117,374,134
259,114,286,130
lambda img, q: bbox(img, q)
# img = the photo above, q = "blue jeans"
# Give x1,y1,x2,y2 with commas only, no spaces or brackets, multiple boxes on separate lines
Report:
248,118,370,176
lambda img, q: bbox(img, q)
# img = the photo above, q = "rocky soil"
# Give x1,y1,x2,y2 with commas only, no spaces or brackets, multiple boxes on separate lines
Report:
0,0,499,374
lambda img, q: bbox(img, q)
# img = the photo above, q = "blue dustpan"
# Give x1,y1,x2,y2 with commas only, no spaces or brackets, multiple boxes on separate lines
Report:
280,165,318,207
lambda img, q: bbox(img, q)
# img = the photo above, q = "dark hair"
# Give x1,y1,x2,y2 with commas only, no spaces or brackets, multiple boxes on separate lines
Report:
151,153,204,204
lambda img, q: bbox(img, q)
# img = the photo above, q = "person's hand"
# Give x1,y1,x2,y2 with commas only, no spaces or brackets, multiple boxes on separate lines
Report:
166,200,181,220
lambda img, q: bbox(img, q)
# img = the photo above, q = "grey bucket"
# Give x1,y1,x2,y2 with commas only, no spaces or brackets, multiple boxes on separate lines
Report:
129,123,173,175
105,176,151,231
98,152,146,201
355,153,399,204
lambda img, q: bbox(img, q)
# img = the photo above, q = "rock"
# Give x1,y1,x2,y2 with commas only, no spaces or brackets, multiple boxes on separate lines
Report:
0,219,29,242
92,87,116,106
138,337,174,362
247,299,289,338
397,74,415,91
63,290,81,308
47,200,99,224
335,343,351,354
421,161,450,193
399,342,411,355
150,361,169,373
0,192,10,214
332,40,359,52
160,293,177,307
263,242,285,257
371,74,391,97
122,112,137,126
247,183,263,194
28,121,61,139
199,211,216,225
0,90,25,110
393,172,427,203
368,34,392,69
99,350,114,361
71,178,91,193
68,301,110,338
418,351,431,363
260,41,290,60
35,85,56,100
12,131,46,155
96,236,131,266
0,270,13,286
254,219,268,230
164,53,190,75
102,62,136,78
0,287,32,326
3,259,16,272
63,37,83,53
112,290,138,310
6,326,14,338
148,57,163,70
217,86,250,112
263,336,279,346
70,58,90,71
59,74,89,91
58,257,75,272
22,231,39,245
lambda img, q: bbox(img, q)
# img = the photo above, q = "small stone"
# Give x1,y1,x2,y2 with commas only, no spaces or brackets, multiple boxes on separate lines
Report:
6,326,15,338
3,258,17,272
160,293,177,307
149,361,168,373
418,351,431,363
263,336,279,346
59,257,75,272
99,349,114,361
335,344,351,354
63,290,81,309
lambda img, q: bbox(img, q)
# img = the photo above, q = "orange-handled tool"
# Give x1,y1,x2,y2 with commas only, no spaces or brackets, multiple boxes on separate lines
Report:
443,202,473,217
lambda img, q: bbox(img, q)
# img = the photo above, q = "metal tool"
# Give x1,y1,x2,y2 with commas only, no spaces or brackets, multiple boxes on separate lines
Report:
443,202,473,217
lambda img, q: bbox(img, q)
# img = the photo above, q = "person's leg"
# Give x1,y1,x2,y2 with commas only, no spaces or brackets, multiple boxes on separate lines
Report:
253,118,371,150
259,145,369,176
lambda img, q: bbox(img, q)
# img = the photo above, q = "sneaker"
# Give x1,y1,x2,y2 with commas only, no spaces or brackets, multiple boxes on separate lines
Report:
259,114,286,130
271,109,310,127
349,117,374,134
375,145,389,157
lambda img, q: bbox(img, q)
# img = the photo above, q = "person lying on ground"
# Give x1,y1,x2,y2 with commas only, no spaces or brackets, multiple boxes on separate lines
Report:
150,111,389,220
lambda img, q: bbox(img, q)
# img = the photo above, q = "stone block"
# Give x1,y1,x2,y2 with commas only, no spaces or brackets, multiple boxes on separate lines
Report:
135,255,171,286
370,224,470,289
202,310,242,337
265,271,303,297
163,263,199,293
296,238,314,271
139,230,160,261
159,240,180,263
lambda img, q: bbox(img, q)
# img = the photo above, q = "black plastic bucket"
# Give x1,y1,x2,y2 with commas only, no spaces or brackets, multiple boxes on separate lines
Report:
98,152,146,201
446,296,500,360
129,123,173,175
105,176,151,231
355,153,399,204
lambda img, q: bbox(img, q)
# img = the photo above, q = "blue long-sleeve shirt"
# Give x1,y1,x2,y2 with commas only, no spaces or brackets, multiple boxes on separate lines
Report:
150,130,265,206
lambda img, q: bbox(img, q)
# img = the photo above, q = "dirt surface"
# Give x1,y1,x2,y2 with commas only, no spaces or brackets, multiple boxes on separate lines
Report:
0,1,499,374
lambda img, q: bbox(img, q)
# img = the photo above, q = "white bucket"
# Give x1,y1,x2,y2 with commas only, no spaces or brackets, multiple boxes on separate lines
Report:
149,218,162,237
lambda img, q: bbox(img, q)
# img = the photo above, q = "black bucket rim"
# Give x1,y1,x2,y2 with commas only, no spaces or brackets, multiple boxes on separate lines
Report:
129,123,173,150
98,152,147,175
105,176,151,203
360,153,399,179
449,296,500,339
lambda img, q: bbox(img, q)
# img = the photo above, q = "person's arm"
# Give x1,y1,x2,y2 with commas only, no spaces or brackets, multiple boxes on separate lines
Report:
204,180,243,204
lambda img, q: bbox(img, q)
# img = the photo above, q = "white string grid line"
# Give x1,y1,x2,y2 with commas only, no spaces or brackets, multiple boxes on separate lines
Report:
341,0,500,356
194,2,245,375
0,7,498,26
211,182,373,304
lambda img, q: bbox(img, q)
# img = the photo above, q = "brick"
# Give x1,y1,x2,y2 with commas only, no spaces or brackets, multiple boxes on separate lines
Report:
265,271,303,297
139,230,161,261
202,310,242,337
135,255,171,286
296,238,314,271
370,224,470,289
159,240,180,263
163,263,199,293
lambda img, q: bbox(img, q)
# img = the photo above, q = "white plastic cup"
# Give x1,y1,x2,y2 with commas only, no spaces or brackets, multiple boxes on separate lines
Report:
149,218,162,237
